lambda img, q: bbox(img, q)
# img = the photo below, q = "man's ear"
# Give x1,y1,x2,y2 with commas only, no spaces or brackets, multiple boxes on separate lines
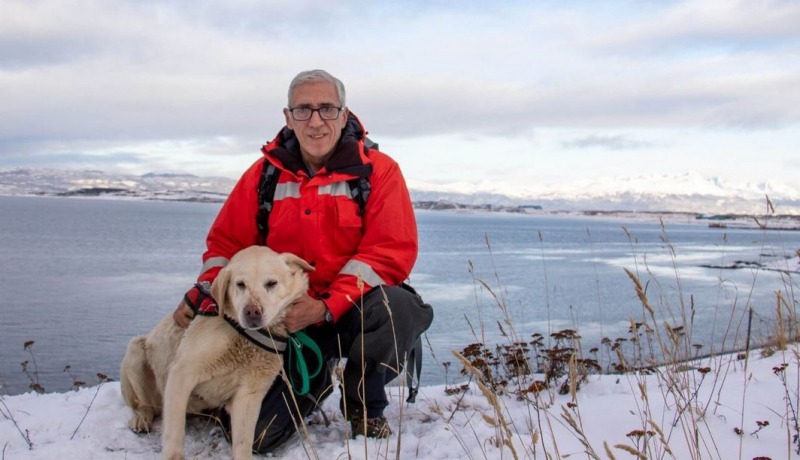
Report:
283,108,294,130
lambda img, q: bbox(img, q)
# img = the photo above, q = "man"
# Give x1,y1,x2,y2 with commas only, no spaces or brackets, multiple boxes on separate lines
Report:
173,69,433,452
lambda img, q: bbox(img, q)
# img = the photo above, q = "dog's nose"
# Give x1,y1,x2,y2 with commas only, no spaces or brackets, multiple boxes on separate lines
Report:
244,304,261,321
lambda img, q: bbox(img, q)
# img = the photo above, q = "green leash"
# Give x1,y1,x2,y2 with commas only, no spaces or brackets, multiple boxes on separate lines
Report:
286,331,323,396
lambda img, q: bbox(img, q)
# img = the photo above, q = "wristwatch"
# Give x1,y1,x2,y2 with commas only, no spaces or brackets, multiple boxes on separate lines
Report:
324,308,334,323
196,281,212,295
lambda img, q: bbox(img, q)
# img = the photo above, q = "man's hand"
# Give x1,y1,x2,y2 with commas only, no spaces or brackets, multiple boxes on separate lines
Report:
172,301,194,328
173,282,214,328
283,294,328,333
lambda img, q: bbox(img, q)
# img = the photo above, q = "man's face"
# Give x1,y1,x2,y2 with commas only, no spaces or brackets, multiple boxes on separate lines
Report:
284,80,349,172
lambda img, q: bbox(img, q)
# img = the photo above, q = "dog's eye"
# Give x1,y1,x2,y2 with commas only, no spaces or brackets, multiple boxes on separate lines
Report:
236,281,246,290
264,280,277,290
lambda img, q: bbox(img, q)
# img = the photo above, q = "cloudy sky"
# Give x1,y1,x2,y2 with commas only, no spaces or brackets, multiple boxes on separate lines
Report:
2,0,799,196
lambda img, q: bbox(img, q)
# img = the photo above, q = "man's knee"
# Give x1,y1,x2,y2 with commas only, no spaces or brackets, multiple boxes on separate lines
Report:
377,285,433,336
358,285,433,353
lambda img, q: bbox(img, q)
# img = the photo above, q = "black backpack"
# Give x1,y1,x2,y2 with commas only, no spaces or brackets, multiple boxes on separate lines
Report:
255,160,371,241
254,144,424,403
257,136,378,241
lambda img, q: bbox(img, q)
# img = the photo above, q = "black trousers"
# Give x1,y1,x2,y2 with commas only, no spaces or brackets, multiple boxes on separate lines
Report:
243,284,434,453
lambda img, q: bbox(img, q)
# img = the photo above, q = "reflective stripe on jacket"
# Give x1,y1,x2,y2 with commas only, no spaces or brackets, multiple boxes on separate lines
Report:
199,113,418,321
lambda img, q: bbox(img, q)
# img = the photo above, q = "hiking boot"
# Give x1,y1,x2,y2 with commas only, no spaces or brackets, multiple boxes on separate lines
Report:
350,415,391,439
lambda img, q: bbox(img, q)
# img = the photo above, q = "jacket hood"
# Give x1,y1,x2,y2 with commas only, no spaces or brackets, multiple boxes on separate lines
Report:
262,112,371,178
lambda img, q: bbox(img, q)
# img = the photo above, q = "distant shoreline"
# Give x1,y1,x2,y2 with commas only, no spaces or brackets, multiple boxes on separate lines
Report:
5,190,800,231
413,200,800,231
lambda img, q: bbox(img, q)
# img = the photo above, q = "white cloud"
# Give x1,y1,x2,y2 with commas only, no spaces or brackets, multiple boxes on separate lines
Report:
561,135,656,151
593,0,800,53
0,0,798,187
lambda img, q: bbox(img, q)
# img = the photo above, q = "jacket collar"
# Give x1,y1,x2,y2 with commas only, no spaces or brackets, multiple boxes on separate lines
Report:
263,112,372,178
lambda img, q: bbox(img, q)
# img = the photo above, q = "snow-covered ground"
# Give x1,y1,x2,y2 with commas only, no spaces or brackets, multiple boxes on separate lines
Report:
764,253,800,273
2,344,800,459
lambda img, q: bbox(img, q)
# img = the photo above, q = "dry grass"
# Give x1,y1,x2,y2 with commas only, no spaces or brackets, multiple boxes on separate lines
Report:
439,202,800,460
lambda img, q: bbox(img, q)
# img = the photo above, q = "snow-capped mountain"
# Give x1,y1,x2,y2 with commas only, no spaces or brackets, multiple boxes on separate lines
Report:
408,171,800,215
1,168,798,215
0,168,234,203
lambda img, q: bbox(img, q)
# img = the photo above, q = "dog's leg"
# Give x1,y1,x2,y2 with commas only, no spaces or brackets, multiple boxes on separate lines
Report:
229,380,273,460
120,336,159,433
161,361,200,460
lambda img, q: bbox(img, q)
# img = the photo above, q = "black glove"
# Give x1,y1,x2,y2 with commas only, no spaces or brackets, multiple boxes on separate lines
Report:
183,281,218,316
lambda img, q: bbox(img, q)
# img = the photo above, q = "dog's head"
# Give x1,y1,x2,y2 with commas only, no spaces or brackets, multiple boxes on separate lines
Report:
211,246,313,330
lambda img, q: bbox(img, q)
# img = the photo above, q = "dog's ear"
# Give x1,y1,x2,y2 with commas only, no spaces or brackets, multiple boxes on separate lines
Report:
210,267,231,316
280,253,315,273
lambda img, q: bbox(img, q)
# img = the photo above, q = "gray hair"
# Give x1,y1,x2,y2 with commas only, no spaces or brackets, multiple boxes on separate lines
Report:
287,69,346,107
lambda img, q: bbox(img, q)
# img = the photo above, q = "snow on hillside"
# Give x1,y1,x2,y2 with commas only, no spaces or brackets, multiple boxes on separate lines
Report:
2,167,800,214
409,170,800,214
0,168,235,203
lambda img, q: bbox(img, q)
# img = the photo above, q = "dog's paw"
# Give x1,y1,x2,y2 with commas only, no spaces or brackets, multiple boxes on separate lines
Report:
163,450,185,460
128,413,154,434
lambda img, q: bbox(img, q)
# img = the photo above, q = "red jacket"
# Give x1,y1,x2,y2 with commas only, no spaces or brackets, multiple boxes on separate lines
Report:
198,113,418,320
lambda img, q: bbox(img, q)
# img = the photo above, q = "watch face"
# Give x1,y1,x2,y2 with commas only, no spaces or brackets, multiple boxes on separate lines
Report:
325,310,334,323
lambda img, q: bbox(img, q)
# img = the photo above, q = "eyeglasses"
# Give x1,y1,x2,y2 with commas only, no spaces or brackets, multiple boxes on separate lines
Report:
287,106,343,121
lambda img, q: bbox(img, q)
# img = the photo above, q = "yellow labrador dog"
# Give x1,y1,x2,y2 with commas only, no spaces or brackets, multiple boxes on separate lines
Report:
120,245,313,459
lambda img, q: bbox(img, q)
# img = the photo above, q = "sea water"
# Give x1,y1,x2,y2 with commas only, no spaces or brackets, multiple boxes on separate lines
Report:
1,195,798,395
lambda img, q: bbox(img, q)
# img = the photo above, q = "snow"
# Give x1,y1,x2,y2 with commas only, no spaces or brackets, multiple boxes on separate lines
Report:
3,345,800,459
408,169,800,212
4,167,800,214
765,253,800,273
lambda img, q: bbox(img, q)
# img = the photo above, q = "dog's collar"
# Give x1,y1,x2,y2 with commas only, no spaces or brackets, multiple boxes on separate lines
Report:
223,315,287,354
223,314,324,397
